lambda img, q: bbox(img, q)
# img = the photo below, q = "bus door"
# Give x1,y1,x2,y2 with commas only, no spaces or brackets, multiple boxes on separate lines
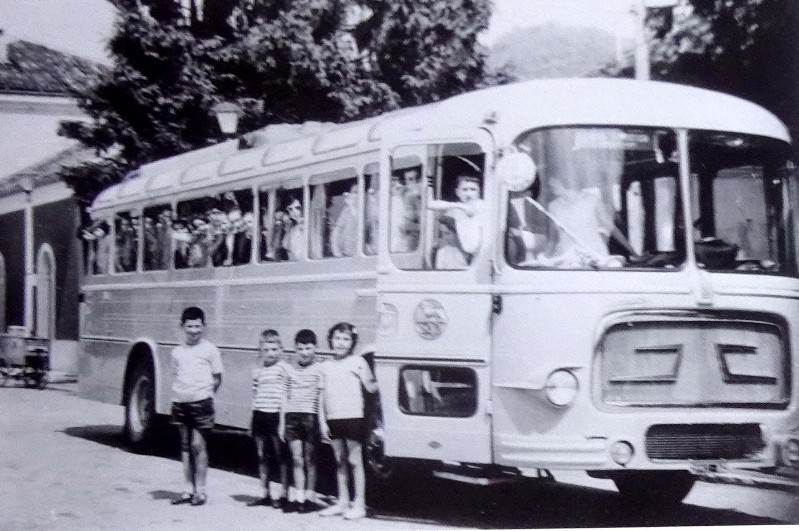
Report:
374,130,496,464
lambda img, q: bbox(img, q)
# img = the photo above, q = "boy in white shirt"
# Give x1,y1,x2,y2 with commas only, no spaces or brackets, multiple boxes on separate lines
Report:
169,306,223,507
427,174,485,259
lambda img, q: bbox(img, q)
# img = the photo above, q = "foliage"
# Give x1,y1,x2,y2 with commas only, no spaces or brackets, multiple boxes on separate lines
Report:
60,0,493,206
638,0,798,131
489,24,615,80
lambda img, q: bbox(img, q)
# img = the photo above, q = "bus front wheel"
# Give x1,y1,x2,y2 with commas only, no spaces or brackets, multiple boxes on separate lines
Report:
612,471,695,505
124,364,157,449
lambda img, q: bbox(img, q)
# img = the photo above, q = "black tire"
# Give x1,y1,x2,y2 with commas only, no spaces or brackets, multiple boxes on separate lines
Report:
612,471,696,505
124,364,157,449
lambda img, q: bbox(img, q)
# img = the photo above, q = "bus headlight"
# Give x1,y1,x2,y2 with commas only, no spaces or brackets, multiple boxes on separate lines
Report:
610,441,634,466
544,369,578,406
785,438,799,467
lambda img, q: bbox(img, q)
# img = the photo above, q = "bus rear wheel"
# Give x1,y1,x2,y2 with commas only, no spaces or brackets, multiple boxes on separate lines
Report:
612,471,695,506
124,364,157,449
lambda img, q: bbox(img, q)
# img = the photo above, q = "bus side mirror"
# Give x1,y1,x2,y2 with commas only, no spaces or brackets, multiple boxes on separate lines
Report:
497,149,537,192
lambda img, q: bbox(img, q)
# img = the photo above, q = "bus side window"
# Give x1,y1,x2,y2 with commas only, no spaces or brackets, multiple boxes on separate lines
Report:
363,163,379,255
143,205,173,271
114,211,139,273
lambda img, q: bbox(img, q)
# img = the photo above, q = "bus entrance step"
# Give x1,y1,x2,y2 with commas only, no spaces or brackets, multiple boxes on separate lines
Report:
432,465,522,486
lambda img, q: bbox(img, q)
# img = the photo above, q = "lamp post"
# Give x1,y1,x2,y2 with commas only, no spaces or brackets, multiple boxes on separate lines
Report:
212,102,241,137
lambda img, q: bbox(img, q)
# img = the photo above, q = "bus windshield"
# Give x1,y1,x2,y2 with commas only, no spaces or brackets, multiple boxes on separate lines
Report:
506,127,683,270
506,127,799,274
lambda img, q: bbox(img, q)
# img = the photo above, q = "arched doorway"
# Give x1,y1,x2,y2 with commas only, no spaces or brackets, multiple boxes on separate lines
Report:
0,252,6,334
35,245,56,339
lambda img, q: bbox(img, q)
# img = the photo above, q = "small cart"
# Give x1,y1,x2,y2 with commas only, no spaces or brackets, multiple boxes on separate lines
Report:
0,332,50,389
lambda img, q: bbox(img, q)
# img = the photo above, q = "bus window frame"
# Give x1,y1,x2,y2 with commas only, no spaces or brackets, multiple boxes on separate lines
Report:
383,135,493,274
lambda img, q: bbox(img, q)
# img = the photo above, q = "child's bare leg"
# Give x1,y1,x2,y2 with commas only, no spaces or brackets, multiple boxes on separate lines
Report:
268,434,287,500
177,425,195,494
320,439,349,516
289,439,306,502
192,428,209,495
253,435,268,497
303,440,317,503
347,439,366,509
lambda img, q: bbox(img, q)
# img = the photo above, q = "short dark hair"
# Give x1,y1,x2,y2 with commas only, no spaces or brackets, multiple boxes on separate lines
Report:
260,329,281,344
327,322,358,351
181,306,205,324
294,329,317,345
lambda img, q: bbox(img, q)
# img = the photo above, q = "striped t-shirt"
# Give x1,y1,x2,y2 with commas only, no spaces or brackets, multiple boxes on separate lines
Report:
286,362,325,414
252,361,290,413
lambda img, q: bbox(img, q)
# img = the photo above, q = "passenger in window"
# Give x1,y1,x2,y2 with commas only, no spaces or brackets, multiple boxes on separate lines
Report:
363,179,379,255
156,209,173,269
331,184,358,257
188,218,211,268
389,175,410,253
282,197,305,261
232,212,254,265
427,174,485,257
208,208,229,267
84,221,111,274
143,216,159,270
402,169,422,250
540,179,622,268
434,216,468,270
172,220,191,269
116,216,137,272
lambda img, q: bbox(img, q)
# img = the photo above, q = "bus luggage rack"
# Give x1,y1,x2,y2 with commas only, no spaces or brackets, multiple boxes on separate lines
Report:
645,424,765,461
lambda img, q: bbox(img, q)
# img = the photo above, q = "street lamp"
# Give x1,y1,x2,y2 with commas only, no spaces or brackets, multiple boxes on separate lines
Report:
212,102,241,136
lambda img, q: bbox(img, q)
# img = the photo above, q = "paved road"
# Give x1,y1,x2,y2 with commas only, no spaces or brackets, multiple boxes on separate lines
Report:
1,384,797,530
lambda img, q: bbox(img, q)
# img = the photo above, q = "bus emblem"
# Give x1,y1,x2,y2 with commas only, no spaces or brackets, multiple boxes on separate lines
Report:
414,299,447,340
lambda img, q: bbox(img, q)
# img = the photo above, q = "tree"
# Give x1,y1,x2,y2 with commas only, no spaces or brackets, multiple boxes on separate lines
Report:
59,0,493,206
626,0,799,137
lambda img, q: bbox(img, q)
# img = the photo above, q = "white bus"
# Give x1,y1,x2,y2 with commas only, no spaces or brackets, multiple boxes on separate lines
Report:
79,78,799,504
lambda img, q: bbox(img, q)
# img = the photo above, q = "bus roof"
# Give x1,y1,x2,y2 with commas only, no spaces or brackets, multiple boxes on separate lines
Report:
90,78,790,215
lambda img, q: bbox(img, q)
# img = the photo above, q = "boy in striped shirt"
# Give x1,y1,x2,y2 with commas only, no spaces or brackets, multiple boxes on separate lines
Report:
248,329,290,509
280,329,328,513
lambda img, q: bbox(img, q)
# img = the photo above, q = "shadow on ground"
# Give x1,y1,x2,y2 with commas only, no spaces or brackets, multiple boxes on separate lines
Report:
62,424,781,529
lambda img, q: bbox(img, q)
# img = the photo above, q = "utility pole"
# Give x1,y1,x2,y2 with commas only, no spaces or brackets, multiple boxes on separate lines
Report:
633,0,680,80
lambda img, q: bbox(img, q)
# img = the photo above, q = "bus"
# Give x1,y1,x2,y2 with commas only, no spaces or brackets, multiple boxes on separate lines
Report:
78,78,799,504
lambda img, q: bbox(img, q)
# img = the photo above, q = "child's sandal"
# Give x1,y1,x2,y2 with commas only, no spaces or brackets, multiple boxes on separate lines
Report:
171,493,193,505
190,493,207,506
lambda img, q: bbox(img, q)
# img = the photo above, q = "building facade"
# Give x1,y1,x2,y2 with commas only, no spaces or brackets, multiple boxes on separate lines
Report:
0,39,100,374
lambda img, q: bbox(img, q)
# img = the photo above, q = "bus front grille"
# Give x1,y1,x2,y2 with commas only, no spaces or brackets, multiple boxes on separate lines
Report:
645,423,765,461
596,311,789,408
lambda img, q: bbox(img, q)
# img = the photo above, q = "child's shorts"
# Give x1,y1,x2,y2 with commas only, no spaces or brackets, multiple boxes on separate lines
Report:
284,412,318,442
171,398,215,431
251,410,280,437
327,417,367,442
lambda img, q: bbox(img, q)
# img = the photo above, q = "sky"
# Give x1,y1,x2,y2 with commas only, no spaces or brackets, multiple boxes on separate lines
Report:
0,0,638,64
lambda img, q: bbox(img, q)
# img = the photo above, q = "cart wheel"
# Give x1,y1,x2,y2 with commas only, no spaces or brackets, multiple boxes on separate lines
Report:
35,373,47,390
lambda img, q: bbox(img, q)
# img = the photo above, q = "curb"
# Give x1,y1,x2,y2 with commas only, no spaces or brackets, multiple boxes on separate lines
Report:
46,371,78,384
697,469,799,492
